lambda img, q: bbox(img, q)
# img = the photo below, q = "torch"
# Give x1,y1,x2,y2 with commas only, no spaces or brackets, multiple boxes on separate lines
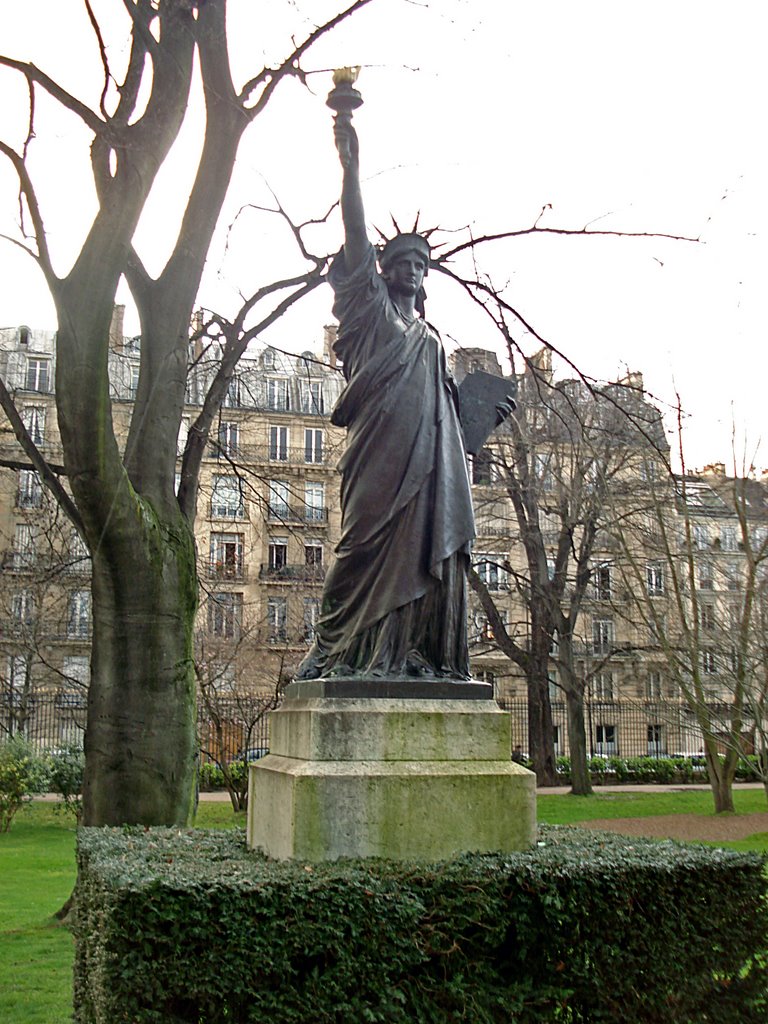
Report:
326,67,363,165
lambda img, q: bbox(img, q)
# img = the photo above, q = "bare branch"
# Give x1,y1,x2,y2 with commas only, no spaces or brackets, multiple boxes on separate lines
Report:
0,375,85,537
0,55,104,133
83,0,113,119
240,0,376,116
0,141,56,282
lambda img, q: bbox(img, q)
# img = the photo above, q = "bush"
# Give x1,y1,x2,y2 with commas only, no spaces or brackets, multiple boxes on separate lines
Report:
47,744,85,819
0,737,49,832
73,826,768,1024
198,762,225,791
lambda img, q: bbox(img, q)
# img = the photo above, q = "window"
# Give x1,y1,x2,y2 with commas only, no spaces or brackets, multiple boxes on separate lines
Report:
725,560,741,591
692,523,709,549
304,428,324,464
25,357,51,392
22,405,46,445
697,561,714,590
303,597,320,641
12,523,35,567
11,590,34,626
304,481,325,522
546,557,556,581
533,452,553,491
472,609,505,643
592,618,614,655
301,381,324,415
592,671,614,701
218,421,239,457
267,480,290,520
224,376,242,408
208,592,242,640
8,654,29,691
702,649,717,674
647,724,665,756
470,448,495,486
129,362,140,397
269,425,289,462
699,603,716,631
62,655,89,688
720,525,737,552
552,724,562,757
645,671,663,700
266,378,290,411
593,564,612,600
594,724,617,755
267,597,288,642
262,349,275,370
17,470,42,508
474,553,509,591
67,590,91,638
305,543,323,569
646,563,664,596
211,475,244,518
639,458,658,482
268,537,288,572
209,533,244,578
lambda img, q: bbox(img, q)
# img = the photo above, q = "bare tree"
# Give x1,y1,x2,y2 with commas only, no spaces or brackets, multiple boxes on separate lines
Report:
0,0,374,827
466,354,667,791
611,422,768,813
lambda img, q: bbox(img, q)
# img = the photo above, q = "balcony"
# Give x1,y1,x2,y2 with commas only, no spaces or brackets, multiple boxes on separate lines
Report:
206,444,327,467
259,563,326,583
266,504,328,526
203,563,248,582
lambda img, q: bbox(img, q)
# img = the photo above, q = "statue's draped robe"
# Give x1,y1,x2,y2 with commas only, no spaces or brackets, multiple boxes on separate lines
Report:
296,245,475,679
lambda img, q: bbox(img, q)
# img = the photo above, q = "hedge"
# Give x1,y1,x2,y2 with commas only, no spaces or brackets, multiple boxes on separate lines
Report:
73,826,768,1024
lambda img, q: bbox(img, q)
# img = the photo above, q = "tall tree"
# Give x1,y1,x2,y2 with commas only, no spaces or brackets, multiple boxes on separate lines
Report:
468,355,667,791
0,0,372,826
611,433,768,813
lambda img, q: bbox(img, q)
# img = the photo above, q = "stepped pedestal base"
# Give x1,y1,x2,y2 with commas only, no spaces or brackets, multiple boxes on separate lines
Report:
247,686,536,862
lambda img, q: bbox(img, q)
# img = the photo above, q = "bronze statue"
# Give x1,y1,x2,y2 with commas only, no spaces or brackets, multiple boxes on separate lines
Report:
296,75,497,683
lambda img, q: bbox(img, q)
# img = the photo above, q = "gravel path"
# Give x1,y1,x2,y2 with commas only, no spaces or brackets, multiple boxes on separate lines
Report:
572,813,768,842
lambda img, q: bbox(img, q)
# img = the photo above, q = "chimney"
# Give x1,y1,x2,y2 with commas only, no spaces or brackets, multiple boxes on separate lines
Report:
323,324,338,369
701,462,726,477
109,304,125,351
620,370,644,393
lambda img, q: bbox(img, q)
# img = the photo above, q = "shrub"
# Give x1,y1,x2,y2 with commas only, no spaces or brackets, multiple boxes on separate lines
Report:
47,744,85,820
198,762,225,791
73,826,768,1024
0,737,49,832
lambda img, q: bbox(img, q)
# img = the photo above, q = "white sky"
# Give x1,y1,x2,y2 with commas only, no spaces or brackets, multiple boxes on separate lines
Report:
0,0,766,470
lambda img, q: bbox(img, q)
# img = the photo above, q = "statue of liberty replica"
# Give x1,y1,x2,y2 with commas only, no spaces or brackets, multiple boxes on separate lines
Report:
297,70,480,684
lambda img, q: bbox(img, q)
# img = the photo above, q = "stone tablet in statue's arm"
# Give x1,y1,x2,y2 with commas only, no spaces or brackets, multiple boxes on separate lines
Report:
458,371,518,455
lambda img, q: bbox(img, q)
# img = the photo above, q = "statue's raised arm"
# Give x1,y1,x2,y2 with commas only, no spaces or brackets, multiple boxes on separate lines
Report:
333,115,368,271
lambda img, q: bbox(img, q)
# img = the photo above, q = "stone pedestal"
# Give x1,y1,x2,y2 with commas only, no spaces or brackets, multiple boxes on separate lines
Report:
247,681,536,862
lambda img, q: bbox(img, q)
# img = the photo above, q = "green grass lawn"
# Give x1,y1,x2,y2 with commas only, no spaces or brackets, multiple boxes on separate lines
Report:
1,792,766,1023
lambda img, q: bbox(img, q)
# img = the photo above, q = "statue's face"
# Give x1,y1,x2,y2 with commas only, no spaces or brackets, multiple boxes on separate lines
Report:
384,252,427,299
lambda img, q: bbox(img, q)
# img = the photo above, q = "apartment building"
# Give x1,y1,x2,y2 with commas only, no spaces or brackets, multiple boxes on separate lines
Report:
1,316,765,760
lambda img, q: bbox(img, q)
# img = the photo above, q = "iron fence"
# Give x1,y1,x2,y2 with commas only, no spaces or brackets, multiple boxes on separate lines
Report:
0,692,271,766
4,692,730,766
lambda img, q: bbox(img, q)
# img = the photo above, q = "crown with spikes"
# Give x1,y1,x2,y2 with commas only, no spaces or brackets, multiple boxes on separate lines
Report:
374,214,439,274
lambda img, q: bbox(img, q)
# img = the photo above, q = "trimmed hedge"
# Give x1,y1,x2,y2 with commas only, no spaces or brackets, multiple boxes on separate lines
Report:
73,827,768,1023
555,755,707,785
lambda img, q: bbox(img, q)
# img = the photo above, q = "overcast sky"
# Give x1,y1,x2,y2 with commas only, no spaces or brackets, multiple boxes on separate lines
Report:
0,0,765,470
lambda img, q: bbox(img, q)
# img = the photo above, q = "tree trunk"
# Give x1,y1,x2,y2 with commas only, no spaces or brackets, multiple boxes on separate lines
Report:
566,687,593,795
704,749,735,814
527,625,557,785
81,507,198,827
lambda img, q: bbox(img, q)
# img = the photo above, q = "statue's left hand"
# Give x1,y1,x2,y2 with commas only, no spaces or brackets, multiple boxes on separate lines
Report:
495,395,516,427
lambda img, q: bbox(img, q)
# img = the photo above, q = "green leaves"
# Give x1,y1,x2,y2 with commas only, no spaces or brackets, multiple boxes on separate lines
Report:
72,827,768,1023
